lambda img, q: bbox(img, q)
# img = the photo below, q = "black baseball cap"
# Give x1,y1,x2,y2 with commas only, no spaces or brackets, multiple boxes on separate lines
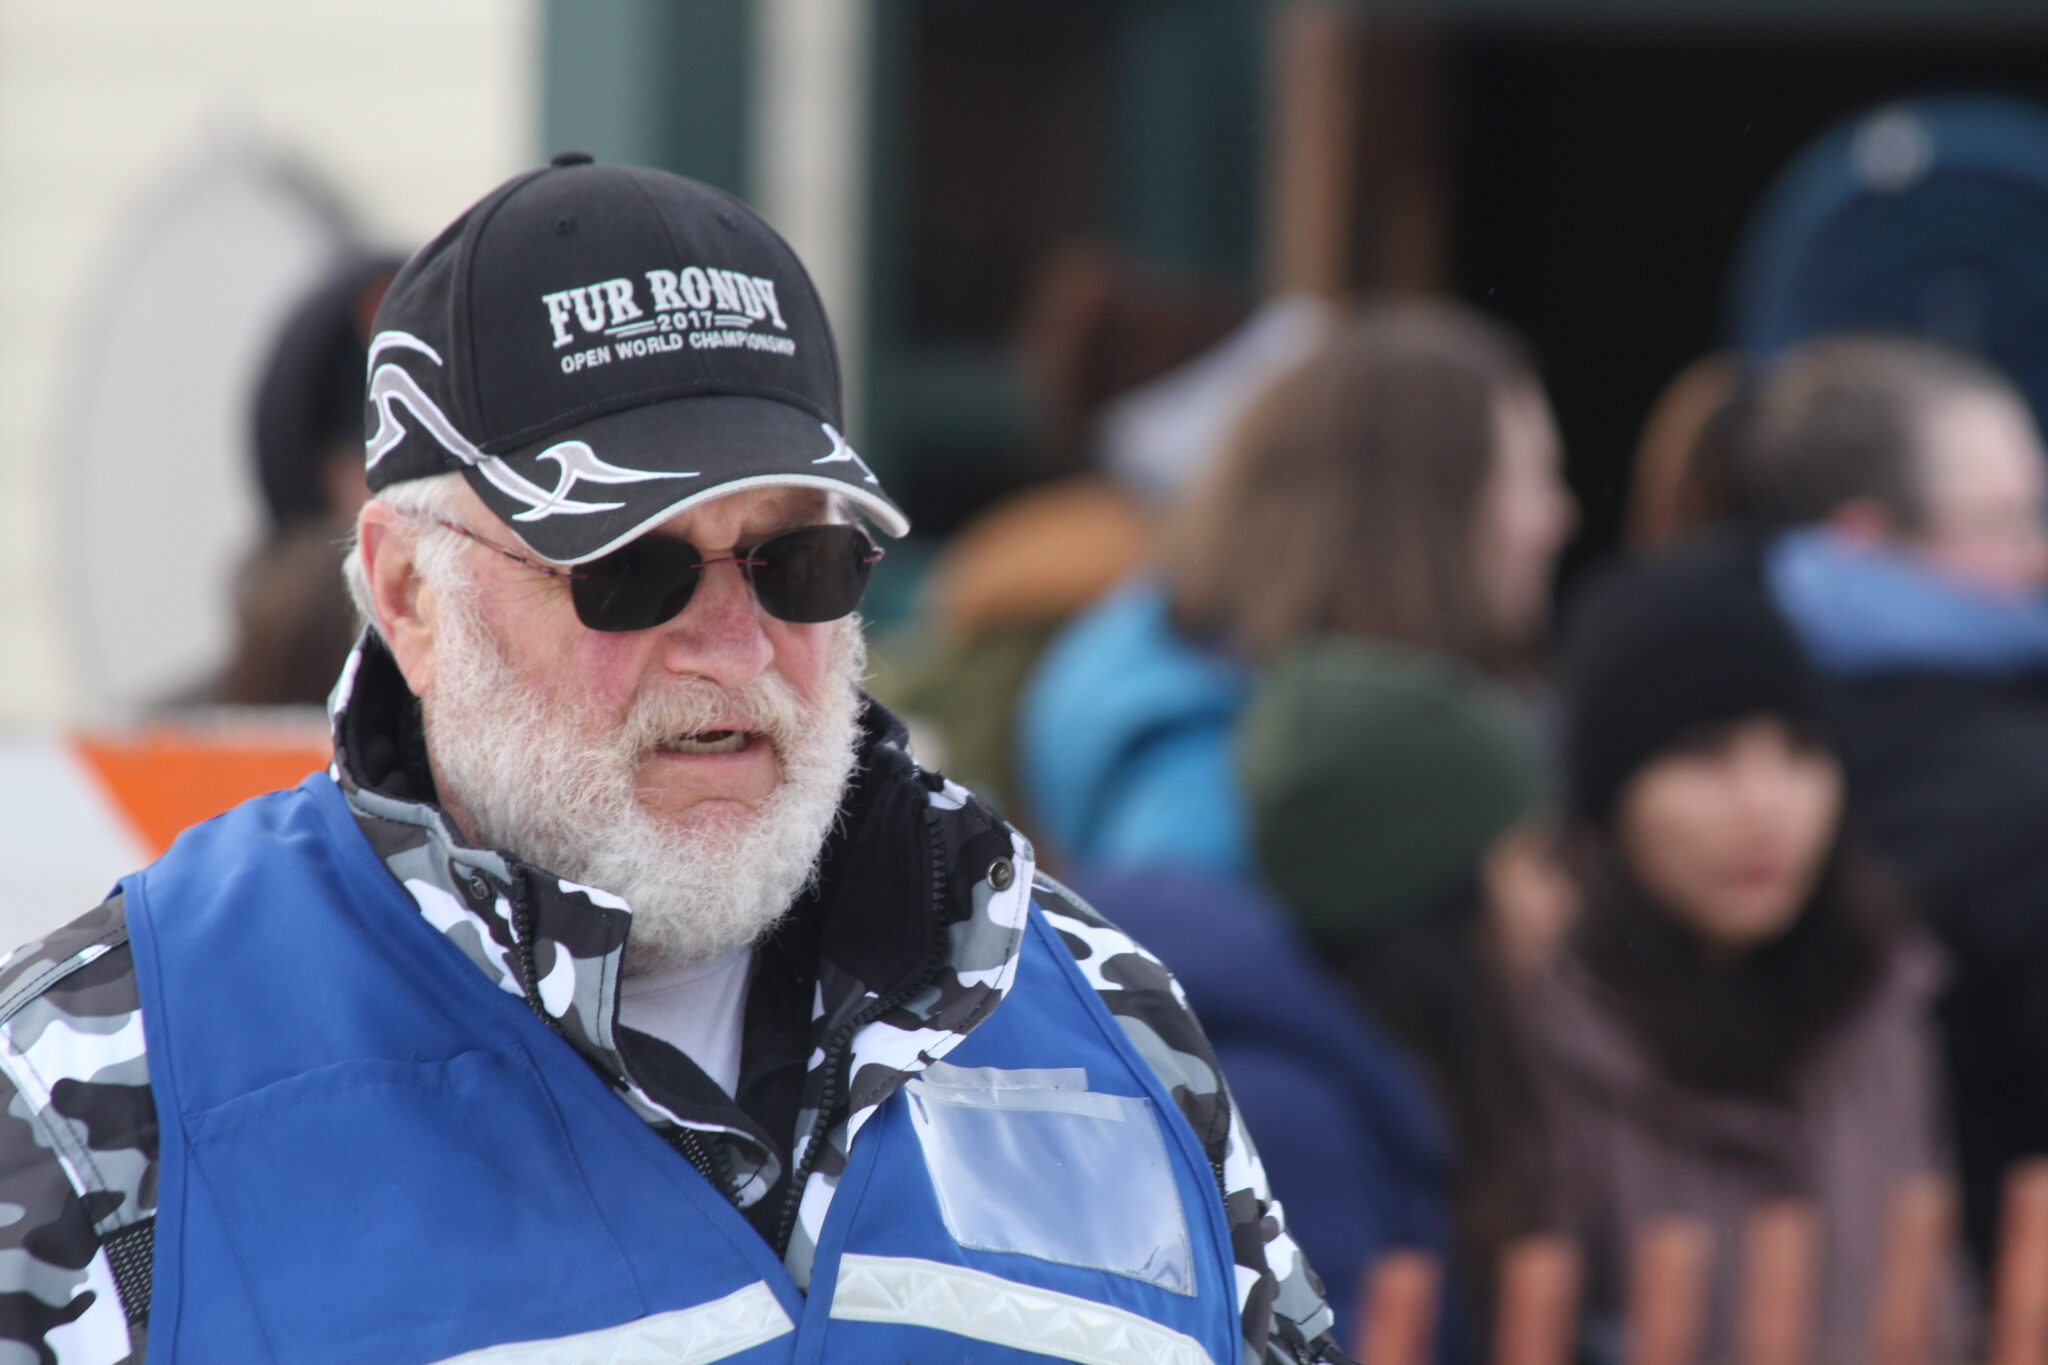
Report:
363,153,908,563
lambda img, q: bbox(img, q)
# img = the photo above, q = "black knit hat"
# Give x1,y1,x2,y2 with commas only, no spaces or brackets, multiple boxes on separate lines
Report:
251,252,401,529
363,153,907,564
1562,538,1829,824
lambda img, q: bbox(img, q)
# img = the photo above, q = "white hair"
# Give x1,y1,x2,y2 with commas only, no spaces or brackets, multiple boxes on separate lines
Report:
341,473,471,643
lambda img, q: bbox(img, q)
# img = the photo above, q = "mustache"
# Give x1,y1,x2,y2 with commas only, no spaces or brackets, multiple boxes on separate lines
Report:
608,620,867,770
614,673,812,755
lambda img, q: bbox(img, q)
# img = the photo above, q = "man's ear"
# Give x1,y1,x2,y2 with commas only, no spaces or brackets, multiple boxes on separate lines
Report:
356,501,440,697
1823,497,1896,548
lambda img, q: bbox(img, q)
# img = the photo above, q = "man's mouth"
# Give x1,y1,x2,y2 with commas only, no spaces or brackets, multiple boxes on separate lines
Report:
659,729,755,756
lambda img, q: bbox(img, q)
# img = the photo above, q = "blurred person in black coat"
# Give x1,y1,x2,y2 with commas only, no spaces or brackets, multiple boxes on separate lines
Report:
1738,333,2048,1270
172,253,400,707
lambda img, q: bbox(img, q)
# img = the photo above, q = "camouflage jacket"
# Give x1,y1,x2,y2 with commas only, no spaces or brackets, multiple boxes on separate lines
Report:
0,637,1349,1363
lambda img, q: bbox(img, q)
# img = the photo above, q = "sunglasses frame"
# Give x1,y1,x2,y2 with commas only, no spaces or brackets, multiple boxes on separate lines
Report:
426,516,882,632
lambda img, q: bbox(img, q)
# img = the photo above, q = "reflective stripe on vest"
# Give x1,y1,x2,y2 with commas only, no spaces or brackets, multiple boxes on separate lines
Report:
831,1255,1216,1365
431,1284,794,1364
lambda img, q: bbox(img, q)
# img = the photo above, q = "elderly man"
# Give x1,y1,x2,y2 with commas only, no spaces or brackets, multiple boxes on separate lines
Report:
0,158,1345,1364
1743,334,2048,1271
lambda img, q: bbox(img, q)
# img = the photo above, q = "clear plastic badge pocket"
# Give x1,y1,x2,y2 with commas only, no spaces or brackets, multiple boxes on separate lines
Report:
904,1062,1196,1295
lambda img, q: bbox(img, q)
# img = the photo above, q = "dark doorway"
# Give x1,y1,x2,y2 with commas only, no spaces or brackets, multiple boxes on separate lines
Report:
1449,24,2048,572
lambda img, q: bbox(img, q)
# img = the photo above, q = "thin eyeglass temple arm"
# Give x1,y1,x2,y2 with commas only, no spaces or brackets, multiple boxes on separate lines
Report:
429,517,588,581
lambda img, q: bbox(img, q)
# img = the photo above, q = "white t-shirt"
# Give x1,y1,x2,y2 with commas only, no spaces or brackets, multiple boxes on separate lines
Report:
616,948,756,1097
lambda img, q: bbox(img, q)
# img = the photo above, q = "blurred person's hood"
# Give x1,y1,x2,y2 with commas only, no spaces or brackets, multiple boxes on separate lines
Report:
1732,94,2048,427
1017,579,1250,873
1767,527,2048,679
925,476,1150,641
1098,294,1332,507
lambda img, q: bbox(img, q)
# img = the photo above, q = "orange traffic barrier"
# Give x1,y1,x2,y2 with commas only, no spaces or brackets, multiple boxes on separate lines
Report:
73,721,330,856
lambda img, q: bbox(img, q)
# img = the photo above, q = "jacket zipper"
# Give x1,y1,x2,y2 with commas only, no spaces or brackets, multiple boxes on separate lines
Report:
508,870,567,1042
510,870,737,1200
771,811,952,1258
668,1125,732,1199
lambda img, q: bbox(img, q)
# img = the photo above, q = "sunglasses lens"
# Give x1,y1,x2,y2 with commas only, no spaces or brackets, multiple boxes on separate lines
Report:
569,537,702,632
750,525,878,623
565,524,878,630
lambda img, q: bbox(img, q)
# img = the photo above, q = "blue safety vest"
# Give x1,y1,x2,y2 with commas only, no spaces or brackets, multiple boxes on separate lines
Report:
125,774,1243,1364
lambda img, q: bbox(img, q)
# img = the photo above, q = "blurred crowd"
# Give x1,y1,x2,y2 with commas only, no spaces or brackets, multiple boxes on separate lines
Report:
209,93,2048,1364
871,93,2048,1365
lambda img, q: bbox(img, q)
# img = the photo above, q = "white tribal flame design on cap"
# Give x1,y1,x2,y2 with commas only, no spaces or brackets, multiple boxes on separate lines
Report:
365,331,697,522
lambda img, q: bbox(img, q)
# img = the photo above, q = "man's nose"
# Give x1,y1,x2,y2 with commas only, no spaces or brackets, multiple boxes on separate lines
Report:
654,560,775,685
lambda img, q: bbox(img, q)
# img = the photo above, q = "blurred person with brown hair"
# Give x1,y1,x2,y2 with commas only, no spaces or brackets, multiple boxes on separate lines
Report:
1742,334,2048,1270
1624,353,1749,549
1540,541,1953,1365
1747,335,2048,596
1162,302,1570,676
1018,298,1576,877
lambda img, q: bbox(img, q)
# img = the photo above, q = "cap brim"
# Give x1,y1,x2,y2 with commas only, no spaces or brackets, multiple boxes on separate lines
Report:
462,394,910,564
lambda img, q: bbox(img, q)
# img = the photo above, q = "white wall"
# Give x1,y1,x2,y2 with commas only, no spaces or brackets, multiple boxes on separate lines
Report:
753,0,873,435
0,0,536,728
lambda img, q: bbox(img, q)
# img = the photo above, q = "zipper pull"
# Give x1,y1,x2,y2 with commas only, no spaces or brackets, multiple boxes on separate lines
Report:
669,1125,736,1203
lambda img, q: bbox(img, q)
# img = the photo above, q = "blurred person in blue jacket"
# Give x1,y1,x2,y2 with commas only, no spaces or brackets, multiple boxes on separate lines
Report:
1738,333,2048,1270
1018,300,1576,877
1072,861,1454,1355
879,242,1248,823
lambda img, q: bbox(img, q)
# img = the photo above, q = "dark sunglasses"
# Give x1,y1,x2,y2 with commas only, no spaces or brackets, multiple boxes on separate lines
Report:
432,518,883,632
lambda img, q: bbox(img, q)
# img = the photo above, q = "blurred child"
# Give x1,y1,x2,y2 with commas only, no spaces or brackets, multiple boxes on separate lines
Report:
1075,629,1578,1349
1542,542,1955,1365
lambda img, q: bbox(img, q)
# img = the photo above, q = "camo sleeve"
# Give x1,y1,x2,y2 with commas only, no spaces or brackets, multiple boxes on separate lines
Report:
1033,875,1354,1365
0,893,154,1363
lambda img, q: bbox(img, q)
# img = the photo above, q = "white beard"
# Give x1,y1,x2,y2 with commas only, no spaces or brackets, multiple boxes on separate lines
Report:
421,588,866,975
